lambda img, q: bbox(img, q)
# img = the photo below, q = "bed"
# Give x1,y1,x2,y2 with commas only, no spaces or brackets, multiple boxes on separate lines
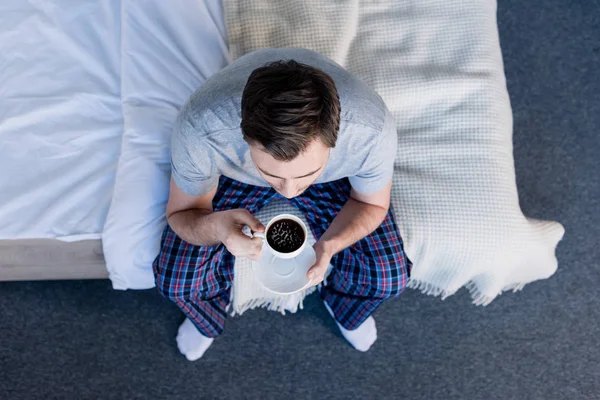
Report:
0,0,563,312
0,1,122,280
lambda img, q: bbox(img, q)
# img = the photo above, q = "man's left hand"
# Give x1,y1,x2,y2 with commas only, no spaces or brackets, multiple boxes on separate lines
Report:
307,241,333,286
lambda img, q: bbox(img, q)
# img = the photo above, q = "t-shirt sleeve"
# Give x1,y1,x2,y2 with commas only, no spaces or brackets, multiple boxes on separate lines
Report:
349,110,397,194
170,109,219,196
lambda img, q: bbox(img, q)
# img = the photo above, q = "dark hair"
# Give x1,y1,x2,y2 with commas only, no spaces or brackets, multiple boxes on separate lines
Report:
241,60,341,161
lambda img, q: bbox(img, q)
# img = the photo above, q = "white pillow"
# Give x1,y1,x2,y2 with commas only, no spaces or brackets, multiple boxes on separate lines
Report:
102,0,229,289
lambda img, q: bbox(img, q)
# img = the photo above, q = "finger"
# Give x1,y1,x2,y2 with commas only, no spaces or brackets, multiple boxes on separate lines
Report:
307,264,325,281
232,247,261,259
237,234,264,255
310,275,324,287
235,209,265,232
252,238,263,259
226,230,259,254
247,253,261,261
250,237,263,249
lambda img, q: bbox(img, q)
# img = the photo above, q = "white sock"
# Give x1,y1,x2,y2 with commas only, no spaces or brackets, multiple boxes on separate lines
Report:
323,301,377,352
176,318,215,361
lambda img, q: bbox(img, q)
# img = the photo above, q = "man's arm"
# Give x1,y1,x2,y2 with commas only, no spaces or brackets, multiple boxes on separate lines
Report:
166,177,265,260
166,177,219,246
307,180,392,284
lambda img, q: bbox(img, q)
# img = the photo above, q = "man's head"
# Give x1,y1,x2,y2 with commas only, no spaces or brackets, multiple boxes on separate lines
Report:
241,60,340,198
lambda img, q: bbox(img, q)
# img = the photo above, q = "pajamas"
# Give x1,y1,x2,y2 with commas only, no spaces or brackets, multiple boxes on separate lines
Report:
153,176,411,338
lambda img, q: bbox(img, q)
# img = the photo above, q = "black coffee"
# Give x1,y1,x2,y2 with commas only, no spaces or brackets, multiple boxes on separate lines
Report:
267,219,305,253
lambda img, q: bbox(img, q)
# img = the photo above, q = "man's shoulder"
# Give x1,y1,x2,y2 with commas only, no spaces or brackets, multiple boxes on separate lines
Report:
179,76,244,137
179,47,390,139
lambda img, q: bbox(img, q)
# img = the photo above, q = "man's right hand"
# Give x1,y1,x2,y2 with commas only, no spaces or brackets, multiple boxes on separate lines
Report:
216,209,265,261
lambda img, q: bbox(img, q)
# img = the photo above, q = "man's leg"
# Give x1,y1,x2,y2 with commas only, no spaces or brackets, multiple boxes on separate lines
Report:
153,224,230,360
290,178,412,350
153,176,277,359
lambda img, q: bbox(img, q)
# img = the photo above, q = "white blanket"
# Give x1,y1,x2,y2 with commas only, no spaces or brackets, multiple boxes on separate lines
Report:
0,1,122,241
223,0,565,309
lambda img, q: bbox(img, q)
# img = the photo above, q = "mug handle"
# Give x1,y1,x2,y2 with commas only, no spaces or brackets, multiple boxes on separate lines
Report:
241,225,265,240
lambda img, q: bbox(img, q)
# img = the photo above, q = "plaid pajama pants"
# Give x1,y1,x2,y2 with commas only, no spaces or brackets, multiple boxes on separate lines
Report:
153,176,411,338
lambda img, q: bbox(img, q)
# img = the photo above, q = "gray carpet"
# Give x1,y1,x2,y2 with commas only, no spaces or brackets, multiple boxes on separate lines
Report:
1,1,599,399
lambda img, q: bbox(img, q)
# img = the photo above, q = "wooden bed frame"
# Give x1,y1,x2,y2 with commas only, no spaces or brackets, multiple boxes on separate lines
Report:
0,239,107,281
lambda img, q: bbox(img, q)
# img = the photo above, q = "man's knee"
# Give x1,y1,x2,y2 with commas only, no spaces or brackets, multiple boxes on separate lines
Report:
153,262,185,302
373,277,407,300
153,251,232,304
373,258,411,299
152,244,194,302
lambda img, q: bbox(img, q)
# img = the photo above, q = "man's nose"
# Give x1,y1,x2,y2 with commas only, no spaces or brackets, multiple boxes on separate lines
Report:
280,180,297,198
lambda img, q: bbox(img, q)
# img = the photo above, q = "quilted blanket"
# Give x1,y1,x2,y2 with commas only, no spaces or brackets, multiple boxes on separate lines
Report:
223,0,564,314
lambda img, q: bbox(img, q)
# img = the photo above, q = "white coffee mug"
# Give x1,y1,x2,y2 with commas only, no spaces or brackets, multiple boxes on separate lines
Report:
249,214,308,259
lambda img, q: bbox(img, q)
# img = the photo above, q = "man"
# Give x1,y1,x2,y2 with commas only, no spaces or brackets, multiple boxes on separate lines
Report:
153,48,411,361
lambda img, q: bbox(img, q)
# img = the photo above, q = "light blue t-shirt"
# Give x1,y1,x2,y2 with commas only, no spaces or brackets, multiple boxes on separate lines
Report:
171,48,397,196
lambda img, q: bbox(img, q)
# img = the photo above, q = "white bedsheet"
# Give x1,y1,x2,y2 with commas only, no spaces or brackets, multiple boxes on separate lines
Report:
0,1,122,240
